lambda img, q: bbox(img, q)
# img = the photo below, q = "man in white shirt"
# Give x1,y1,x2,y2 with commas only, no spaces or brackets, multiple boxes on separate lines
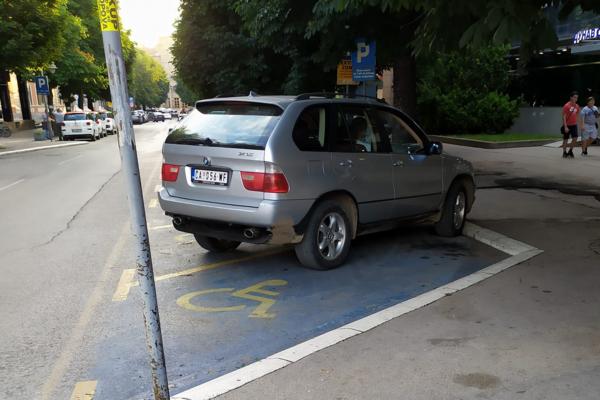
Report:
580,97,598,156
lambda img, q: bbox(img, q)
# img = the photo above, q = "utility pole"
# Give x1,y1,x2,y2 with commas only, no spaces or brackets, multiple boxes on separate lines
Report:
95,1,170,399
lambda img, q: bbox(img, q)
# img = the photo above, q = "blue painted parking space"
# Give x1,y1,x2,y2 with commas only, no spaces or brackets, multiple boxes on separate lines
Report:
94,227,505,399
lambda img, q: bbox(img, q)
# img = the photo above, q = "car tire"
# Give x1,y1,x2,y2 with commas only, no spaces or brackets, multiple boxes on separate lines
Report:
294,200,353,270
90,134,96,142
194,234,240,253
435,181,468,237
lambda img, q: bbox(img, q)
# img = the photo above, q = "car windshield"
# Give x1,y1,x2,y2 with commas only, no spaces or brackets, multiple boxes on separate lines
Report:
64,114,86,121
99,113,107,119
165,102,282,150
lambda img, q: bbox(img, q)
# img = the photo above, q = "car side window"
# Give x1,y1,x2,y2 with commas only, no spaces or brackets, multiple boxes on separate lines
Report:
293,106,327,151
333,106,384,153
372,109,423,154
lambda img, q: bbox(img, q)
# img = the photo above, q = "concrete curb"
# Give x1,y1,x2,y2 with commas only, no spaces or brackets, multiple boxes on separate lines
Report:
429,135,557,149
0,141,88,157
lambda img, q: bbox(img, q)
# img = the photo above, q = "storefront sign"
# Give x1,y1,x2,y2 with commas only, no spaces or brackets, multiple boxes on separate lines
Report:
574,27,600,44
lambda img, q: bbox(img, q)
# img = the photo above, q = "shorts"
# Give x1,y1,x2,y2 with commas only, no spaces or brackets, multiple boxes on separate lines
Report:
582,124,598,140
562,124,578,139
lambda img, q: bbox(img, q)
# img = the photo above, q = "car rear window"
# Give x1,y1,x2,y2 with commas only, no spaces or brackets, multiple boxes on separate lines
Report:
165,102,282,150
64,114,86,121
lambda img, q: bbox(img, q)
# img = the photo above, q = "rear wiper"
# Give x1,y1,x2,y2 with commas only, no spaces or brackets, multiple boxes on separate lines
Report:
170,137,216,146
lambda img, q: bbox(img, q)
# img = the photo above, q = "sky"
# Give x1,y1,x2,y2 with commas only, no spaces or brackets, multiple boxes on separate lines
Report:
119,0,181,48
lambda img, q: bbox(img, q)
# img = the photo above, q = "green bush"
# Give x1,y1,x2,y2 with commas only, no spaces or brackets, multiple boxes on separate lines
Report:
418,46,520,135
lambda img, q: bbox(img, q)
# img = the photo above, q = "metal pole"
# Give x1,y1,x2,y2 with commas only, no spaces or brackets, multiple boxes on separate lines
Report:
42,70,54,141
96,1,170,399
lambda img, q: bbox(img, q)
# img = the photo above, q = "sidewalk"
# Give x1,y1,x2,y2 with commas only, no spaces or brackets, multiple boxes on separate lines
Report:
0,128,87,155
205,144,600,400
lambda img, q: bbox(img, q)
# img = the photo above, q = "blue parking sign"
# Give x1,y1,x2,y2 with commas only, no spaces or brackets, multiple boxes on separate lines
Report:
35,76,50,96
351,39,376,81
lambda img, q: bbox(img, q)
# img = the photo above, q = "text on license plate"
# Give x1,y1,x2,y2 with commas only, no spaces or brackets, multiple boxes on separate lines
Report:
72,129,82,133
192,169,228,185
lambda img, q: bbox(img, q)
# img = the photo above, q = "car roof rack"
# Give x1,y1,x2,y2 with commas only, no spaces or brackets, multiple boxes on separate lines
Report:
295,92,337,100
295,92,387,104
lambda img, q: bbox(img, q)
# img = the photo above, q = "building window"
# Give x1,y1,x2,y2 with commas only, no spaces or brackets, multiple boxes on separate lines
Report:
174,98,180,108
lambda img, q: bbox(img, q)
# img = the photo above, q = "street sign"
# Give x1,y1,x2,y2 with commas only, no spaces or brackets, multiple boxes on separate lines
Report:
35,76,50,96
351,39,376,81
336,58,358,86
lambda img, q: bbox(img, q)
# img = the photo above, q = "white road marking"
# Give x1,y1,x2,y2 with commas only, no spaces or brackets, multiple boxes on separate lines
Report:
171,223,543,400
148,199,158,208
0,179,25,192
58,155,83,165
154,184,162,192
0,141,87,157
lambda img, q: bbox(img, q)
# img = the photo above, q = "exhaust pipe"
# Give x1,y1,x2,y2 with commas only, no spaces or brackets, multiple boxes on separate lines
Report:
173,216,184,227
243,228,260,239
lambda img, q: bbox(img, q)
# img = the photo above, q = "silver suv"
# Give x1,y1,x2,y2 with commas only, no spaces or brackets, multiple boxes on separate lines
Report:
158,94,475,270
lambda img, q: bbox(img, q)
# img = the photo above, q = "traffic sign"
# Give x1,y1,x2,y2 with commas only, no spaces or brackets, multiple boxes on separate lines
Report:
336,58,358,86
351,39,376,81
35,76,50,96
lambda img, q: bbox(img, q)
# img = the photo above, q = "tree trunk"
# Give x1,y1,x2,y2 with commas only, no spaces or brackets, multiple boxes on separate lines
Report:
0,70,14,122
17,74,32,120
392,55,417,117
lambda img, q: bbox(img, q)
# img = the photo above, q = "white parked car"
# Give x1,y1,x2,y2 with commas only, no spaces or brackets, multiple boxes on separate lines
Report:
99,111,116,134
61,112,102,141
162,111,172,120
90,112,107,137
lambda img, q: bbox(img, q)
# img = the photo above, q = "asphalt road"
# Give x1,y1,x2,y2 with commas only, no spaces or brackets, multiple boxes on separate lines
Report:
0,122,173,399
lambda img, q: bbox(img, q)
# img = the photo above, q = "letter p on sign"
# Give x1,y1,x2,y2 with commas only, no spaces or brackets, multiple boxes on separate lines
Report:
356,42,370,63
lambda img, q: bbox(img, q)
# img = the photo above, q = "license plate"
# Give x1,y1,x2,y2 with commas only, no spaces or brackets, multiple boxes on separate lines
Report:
72,129,82,133
192,168,229,185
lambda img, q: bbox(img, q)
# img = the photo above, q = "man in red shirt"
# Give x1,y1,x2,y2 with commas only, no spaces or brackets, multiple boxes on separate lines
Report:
562,91,580,158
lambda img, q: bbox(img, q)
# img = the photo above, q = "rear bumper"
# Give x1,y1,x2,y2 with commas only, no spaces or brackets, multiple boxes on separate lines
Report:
62,132,94,139
158,188,313,244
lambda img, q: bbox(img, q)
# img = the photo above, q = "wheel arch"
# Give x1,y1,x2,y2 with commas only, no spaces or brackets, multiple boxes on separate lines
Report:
450,174,475,212
295,190,359,238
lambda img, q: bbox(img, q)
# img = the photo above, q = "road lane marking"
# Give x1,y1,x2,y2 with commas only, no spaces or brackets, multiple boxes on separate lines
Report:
154,184,162,192
0,178,25,192
58,155,82,165
41,159,162,400
69,380,97,400
176,280,288,318
112,269,137,301
148,198,159,208
0,141,87,157
114,248,289,302
171,224,544,400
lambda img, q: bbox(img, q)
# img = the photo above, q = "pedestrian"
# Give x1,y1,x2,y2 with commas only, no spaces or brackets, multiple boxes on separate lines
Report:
580,97,599,156
561,91,580,158
54,108,65,140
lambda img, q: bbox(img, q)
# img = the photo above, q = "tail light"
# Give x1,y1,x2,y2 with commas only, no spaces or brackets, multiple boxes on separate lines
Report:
86,121,91,126
241,163,289,193
60,122,65,127
162,163,180,182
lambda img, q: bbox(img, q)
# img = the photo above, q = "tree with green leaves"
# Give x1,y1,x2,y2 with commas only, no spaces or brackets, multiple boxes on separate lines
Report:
0,0,70,121
418,45,519,134
129,50,169,108
174,74,199,106
50,0,136,107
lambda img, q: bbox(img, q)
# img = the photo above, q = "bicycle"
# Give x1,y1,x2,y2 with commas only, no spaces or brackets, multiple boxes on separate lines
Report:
0,123,11,138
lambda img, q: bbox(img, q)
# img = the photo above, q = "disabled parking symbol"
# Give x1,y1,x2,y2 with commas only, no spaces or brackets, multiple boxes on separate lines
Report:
176,279,288,319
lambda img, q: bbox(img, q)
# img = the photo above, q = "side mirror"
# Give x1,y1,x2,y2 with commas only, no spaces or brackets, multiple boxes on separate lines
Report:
426,141,443,155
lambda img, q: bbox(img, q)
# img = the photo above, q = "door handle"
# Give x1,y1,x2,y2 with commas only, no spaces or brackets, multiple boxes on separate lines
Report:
392,160,404,167
339,160,353,167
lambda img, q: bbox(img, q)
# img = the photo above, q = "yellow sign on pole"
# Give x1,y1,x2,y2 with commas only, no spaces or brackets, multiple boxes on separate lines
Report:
337,58,358,86
97,0,120,32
